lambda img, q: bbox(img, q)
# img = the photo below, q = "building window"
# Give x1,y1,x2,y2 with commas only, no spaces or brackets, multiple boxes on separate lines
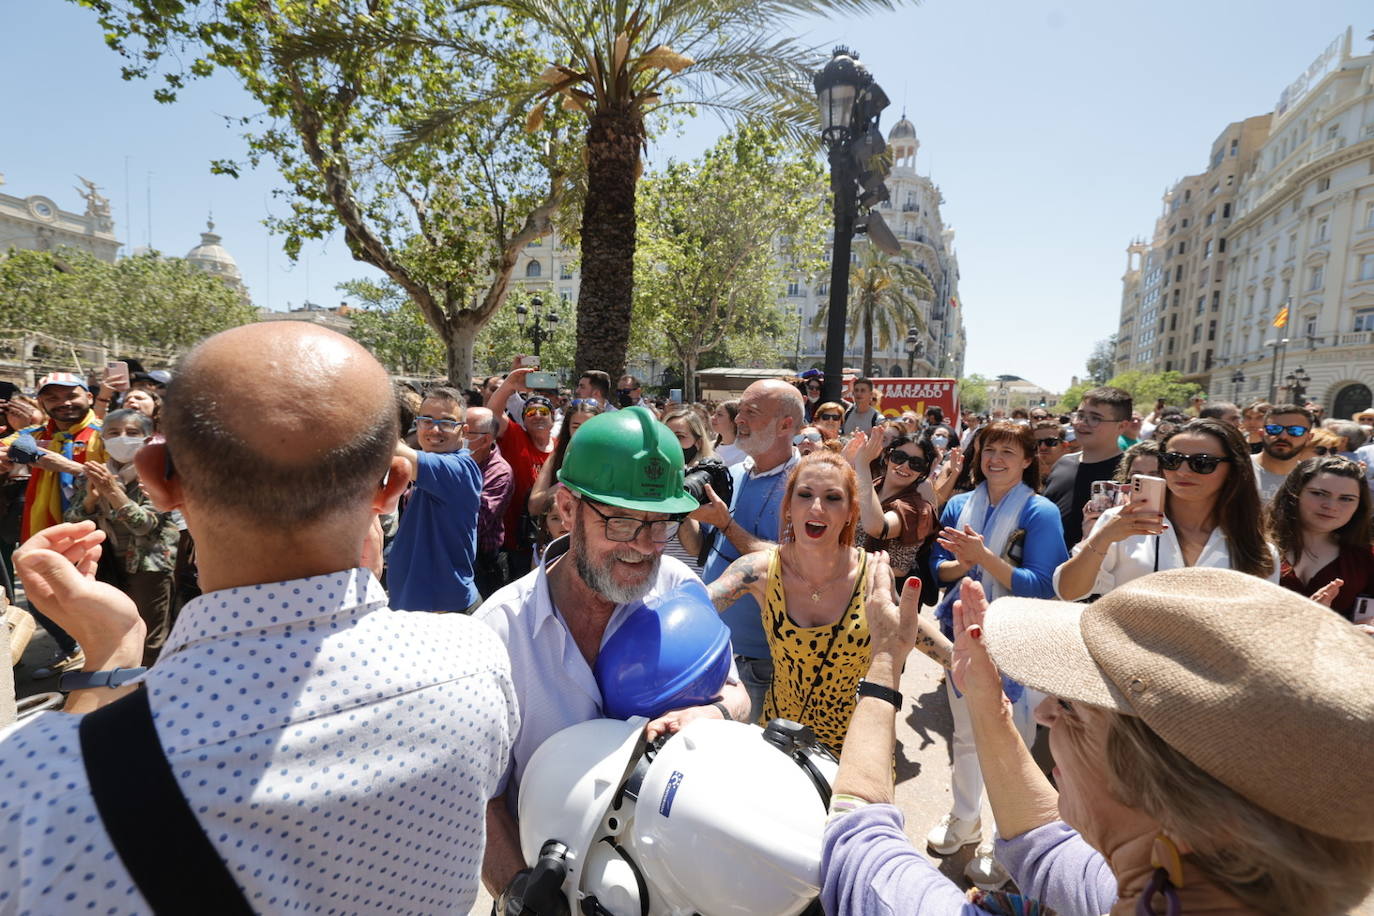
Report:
817,282,828,296
1360,254,1374,282
1191,324,1202,344
1316,217,1330,241
1175,265,1183,282
1218,237,1226,253
560,288,572,304
1230,138,1239,156
1317,176,1331,193
1205,211,1215,226
787,280,800,297
1196,296,1205,316
1189,352,1199,372
1203,239,1213,259
525,260,542,278
1208,320,1217,342
1355,308,1374,332
1309,265,1324,290
1212,291,1221,311
1287,233,1297,259
1222,203,1232,219
1304,316,1316,338
1366,202,1374,229
559,263,574,279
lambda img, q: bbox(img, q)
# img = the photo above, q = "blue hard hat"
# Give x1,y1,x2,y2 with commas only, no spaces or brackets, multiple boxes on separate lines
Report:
595,580,733,721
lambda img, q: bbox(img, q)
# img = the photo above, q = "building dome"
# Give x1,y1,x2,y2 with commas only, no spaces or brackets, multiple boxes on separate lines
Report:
888,117,917,140
185,217,243,284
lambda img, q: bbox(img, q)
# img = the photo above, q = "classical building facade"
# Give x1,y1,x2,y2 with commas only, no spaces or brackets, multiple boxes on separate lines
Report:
1114,115,1271,381
508,116,969,382
0,173,120,261
1118,28,1374,418
1214,29,1374,418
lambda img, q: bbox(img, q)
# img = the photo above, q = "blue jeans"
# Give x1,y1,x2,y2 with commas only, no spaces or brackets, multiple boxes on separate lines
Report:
735,655,774,725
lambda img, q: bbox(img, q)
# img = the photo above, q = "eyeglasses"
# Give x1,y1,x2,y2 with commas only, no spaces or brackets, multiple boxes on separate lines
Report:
523,405,552,418
416,416,462,432
1035,437,1062,449
1071,410,1114,428
1159,451,1234,474
1311,446,1332,456
1264,424,1309,437
816,412,842,422
792,431,822,445
885,451,927,471
580,498,680,543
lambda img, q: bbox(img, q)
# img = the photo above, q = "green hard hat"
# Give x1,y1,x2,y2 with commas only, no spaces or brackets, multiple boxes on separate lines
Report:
558,406,700,514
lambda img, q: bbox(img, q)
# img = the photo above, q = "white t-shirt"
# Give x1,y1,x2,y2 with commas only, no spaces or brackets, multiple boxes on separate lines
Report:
715,442,748,466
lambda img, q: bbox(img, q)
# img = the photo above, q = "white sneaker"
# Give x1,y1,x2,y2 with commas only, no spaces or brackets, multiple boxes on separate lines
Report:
925,813,982,855
964,840,1010,890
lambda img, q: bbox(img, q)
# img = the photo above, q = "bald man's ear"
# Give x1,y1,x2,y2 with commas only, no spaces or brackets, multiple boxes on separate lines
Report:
135,438,184,512
372,455,411,515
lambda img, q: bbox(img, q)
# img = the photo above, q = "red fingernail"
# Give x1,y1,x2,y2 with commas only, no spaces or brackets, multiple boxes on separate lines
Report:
968,624,982,640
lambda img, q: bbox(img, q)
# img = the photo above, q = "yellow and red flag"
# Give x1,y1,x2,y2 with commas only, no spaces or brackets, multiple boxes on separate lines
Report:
1272,305,1289,328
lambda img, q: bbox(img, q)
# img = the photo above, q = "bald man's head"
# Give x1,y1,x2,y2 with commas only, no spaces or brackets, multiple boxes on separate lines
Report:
163,323,398,526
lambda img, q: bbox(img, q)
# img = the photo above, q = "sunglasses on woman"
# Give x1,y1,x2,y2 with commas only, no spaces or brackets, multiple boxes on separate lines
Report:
792,431,822,445
1035,437,1062,449
886,451,927,471
816,412,842,422
1159,451,1233,474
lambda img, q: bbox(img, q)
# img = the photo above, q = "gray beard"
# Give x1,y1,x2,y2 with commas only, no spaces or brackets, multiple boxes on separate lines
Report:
572,511,660,605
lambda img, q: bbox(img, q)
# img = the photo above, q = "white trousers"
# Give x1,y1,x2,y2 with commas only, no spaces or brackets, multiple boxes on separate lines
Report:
946,680,1039,822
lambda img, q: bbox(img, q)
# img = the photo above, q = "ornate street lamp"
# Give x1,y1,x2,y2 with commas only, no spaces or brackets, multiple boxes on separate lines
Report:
1231,369,1245,399
904,327,922,377
814,47,891,403
1285,366,1311,402
514,294,560,357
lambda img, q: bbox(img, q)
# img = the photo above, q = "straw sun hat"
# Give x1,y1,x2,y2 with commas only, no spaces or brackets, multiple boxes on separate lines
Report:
983,567,1374,842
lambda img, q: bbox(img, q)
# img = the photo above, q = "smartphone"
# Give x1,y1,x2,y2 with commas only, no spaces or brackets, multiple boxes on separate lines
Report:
1129,474,1167,514
1353,597,1374,625
519,355,540,369
105,360,130,389
525,370,559,390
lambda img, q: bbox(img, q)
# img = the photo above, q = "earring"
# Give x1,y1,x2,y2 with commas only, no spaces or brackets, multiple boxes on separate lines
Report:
1138,834,1183,916
781,518,795,543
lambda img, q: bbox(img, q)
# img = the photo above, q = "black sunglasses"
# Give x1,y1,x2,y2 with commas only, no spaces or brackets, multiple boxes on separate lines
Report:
1311,446,1332,456
1159,451,1234,474
1035,437,1062,449
817,412,843,421
885,451,928,471
1264,424,1309,437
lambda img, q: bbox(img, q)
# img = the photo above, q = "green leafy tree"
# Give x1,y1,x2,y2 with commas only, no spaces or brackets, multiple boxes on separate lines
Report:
0,247,255,355
77,0,571,384
958,373,990,412
338,279,446,378
1085,334,1117,384
813,245,934,376
1058,369,1203,412
472,290,577,381
286,0,907,380
633,126,825,399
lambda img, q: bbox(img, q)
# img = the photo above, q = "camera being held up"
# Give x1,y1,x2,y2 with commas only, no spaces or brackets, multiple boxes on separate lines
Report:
682,457,734,508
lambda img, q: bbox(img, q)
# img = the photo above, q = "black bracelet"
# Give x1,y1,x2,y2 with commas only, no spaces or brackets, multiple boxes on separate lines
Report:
856,679,903,710
711,700,733,721
59,666,147,691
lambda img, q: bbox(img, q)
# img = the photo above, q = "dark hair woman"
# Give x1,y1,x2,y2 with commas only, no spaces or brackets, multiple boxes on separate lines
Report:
1056,418,1277,601
1269,455,1374,620
847,431,937,580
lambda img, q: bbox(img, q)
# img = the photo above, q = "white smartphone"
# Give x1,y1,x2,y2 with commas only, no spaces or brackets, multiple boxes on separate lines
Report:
1129,474,1167,514
105,360,130,390
1353,596,1374,625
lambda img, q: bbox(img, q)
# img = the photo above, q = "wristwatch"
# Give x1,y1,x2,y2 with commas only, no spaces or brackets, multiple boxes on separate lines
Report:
711,700,733,721
856,679,903,710
58,666,147,691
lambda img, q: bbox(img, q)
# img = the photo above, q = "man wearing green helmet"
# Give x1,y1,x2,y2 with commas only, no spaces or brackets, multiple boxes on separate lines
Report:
474,406,751,899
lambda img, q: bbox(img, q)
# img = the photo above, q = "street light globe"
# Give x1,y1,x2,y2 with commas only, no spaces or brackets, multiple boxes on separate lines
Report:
813,47,869,141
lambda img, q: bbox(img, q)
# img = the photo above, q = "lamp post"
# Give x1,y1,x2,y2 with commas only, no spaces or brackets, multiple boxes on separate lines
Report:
814,47,889,403
904,327,921,376
1231,369,1245,400
514,295,559,357
1284,366,1310,402
1265,337,1290,403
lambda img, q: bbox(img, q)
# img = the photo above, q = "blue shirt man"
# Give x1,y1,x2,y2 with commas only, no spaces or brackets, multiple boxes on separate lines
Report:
389,388,484,612
687,379,804,721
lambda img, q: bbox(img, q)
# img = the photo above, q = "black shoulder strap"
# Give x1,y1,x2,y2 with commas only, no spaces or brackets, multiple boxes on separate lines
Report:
79,688,255,915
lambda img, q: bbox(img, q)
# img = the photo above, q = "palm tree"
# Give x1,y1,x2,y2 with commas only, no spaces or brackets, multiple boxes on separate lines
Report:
813,244,934,375
286,0,907,378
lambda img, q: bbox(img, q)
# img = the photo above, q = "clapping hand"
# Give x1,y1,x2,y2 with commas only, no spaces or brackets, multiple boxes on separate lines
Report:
937,524,989,568
950,578,1003,704
1310,578,1344,608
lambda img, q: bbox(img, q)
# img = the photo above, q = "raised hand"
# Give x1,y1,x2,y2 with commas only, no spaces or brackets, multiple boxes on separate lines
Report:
1310,577,1344,608
950,578,1003,703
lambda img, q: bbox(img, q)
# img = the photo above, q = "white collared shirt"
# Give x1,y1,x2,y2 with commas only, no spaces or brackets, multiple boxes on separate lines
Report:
475,537,731,801
1055,506,1282,600
0,569,517,915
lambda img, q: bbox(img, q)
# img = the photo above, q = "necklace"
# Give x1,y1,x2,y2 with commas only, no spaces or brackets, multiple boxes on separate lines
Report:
787,546,849,602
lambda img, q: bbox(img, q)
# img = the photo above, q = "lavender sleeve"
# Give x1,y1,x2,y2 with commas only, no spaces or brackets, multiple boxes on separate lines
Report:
821,805,983,916
995,821,1119,916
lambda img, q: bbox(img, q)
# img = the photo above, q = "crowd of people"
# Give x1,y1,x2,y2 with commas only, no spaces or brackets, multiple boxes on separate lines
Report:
0,330,1371,916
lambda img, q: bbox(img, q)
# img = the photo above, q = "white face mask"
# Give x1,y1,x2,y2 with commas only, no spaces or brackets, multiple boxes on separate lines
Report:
932,435,949,450
103,435,145,464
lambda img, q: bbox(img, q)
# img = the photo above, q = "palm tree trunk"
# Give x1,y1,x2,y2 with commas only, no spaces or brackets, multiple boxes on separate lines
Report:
862,303,874,377
575,107,643,380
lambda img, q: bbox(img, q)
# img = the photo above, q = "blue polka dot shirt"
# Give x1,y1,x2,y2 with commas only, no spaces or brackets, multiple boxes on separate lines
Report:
0,568,518,914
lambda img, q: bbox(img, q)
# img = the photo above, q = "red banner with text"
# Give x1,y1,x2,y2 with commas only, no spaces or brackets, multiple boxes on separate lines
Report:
869,378,959,427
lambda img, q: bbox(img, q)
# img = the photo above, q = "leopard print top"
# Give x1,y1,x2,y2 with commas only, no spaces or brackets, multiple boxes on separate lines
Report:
762,547,871,752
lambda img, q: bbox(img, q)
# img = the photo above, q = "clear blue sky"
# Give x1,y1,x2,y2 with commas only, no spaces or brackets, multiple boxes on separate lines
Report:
3,1,1369,390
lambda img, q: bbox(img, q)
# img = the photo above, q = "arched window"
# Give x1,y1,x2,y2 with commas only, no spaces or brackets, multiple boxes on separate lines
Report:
1333,383,1372,420
525,260,542,278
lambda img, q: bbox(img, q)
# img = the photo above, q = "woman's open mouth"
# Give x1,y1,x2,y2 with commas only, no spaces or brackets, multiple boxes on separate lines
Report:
803,521,827,539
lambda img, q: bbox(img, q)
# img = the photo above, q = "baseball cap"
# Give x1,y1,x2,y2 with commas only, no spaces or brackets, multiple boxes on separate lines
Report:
983,567,1374,841
36,372,88,392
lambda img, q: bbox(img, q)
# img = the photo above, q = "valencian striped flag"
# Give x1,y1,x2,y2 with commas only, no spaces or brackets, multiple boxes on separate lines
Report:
949,295,960,309
1272,304,1289,328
